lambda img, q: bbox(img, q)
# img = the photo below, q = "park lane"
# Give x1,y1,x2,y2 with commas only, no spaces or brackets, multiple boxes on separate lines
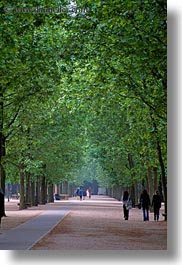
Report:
0,196,123,250
31,196,167,250
0,196,167,250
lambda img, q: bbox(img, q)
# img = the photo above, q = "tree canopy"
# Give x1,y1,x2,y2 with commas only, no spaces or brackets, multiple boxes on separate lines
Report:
0,0,167,209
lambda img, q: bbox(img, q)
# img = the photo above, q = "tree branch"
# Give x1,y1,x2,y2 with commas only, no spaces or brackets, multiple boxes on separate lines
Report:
5,106,21,130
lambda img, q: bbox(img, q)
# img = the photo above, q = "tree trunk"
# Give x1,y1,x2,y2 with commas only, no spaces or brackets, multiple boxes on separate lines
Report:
25,171,31,206
0,170,6,217
0,117,6,194
150,115,167,220
35,176,39,206
128,153,137,205
112,185,122,201
129,184,135,206
133,181,138,206
62,180,68,194
40,175,47,205
0,164,6,195
31,180,37,206
19,165,25,210
68,183,74,197
0,89,6,220
47,183,54,203
146,167,154,198
153,167,158,192
55,183,61,194
157,140,167,220
0,89,5,192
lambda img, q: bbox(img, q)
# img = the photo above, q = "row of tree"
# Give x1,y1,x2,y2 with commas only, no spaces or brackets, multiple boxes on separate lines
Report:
0,0,167,216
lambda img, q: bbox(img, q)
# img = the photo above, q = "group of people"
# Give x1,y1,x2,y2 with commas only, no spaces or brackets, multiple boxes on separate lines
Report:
75,187,92,201
122,189,162,221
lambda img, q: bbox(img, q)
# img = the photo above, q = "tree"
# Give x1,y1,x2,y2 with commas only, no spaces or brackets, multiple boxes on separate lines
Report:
1,0,166,215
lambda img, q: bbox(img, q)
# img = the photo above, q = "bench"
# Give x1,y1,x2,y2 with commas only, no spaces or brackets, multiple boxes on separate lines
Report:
60,194,69,200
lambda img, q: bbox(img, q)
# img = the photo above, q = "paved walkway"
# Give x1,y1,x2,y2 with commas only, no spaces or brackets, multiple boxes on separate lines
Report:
0,204,72,250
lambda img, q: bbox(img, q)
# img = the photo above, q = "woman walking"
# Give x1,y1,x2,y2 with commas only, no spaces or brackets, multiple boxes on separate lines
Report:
122,190,132,220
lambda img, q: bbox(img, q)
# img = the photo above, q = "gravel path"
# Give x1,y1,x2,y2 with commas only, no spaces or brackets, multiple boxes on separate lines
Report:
31,196,167,250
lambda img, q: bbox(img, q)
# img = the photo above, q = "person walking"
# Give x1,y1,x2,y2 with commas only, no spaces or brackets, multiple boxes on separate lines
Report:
140,189,151,221
78,187,83,201
152,190,161,221
88,187,92,199
122,190,132,220
83,188,87,200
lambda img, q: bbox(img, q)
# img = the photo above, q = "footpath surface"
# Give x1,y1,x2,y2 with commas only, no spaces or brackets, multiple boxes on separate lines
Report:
0,203,72,250
0,195,167,250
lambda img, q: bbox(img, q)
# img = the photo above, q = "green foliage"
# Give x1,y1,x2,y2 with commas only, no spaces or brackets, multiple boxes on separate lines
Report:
1,0,166,192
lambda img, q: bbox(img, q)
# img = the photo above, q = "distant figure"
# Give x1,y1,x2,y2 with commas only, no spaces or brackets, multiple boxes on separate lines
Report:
83,188,87,200
78,187,83,201
0,188,6,228
88,187,92,199
152,190,161,221
122,190,132,220
140,189,151,221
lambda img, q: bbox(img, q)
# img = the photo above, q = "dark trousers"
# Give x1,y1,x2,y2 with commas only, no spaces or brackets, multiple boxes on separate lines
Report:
123,205,129,220
154,207,160,221
142,207,149,221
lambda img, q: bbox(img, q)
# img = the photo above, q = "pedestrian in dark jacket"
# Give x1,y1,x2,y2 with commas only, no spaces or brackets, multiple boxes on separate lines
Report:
122,190,131,220
140,189,151,221
152,190,161,221
78,187,83,201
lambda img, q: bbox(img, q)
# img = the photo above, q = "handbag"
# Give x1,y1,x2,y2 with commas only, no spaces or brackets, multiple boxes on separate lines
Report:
126,198,132,210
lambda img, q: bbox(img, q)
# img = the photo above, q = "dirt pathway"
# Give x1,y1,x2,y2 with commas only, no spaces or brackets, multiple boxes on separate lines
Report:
31,196,167,250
